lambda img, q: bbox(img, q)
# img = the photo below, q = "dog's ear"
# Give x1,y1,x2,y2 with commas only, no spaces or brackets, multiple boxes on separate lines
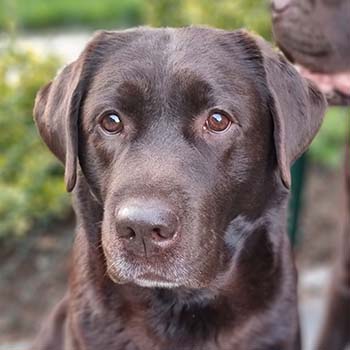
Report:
34,30,140,192
256,36,327,189
33,30,114,192
33,59,84,192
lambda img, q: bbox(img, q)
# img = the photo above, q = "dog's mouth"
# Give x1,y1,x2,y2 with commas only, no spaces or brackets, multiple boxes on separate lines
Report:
107,265,186,289
295,65,350,105
103,244,220,290
104,250,193,288
274,43,350,105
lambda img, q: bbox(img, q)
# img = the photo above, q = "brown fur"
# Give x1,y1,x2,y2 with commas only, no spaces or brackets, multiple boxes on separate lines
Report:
32,27,326,350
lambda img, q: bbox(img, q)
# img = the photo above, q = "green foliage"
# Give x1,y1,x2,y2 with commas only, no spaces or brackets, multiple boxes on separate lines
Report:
309,107,349,168
0,0,145,31
0,0,272,37
0,48,69,237
145,0,272,39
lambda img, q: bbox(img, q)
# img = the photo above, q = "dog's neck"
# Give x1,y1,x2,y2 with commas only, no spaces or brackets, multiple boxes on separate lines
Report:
67,176,294,346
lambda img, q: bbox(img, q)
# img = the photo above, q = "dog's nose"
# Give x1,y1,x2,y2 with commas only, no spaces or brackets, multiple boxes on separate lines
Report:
271,0,290,13
115,199,179,255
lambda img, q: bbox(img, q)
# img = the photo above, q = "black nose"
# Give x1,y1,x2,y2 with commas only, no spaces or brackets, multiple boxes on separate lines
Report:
115,199,179,256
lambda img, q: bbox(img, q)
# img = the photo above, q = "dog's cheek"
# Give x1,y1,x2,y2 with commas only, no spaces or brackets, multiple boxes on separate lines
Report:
79,132,117,197
100,208,128,283
100,207,115,261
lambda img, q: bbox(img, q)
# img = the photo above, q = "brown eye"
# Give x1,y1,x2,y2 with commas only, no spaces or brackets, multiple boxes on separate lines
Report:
205,112,232,133
100,113,123,134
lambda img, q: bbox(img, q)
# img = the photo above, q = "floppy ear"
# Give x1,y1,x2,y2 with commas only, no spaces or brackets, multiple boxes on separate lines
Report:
256,37,327,189
33,30,139,192
33,60,84,192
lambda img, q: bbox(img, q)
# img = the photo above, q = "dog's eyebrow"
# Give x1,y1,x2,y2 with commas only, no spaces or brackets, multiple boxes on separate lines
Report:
114,81,147,117
85,79,147,120
167,72,216,117
89,75,216,121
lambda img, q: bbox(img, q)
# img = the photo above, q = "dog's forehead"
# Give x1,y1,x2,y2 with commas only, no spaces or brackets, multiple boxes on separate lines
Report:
94,27,257,82
83,27,264,120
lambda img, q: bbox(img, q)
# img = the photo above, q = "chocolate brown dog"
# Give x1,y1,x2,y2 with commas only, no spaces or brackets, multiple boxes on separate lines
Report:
272,2,350,349
32,27,326,350
272,0,350,105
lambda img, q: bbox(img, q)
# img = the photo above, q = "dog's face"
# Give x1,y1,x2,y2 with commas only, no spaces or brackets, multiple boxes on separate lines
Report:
271,0,350,73
34,27,325,290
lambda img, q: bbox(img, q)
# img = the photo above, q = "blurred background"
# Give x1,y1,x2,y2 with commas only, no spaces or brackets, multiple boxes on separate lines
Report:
0,1,348,349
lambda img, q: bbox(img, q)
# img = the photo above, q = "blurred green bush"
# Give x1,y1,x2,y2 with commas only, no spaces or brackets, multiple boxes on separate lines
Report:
0,0,271,37
146,0,271,39
0,48,69,238
309,107,348,168
0,0,145,31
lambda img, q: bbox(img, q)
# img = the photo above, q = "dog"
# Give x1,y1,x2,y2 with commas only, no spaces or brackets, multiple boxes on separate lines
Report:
271,0,350,105
32,26,326,350
272,2,350,349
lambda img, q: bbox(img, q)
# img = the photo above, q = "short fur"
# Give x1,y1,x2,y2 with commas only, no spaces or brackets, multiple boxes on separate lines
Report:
32,27,326,350
272,0,350,74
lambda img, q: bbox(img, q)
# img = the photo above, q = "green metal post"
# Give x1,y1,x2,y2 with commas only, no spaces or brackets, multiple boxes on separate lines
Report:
288,153,308,246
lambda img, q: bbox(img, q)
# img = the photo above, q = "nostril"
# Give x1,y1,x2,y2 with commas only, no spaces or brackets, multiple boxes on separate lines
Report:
115,199,179,248
119,226,136,241
150,227,175,242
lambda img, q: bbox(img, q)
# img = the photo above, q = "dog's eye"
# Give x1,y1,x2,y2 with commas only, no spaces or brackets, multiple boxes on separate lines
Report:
204,112,232,133
100,113,123,134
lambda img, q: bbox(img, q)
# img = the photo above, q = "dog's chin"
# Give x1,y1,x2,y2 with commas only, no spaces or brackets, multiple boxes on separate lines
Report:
106,260,212,290
108,271,182,289
107,269,221,305
132,277,183,289
104,257,179,286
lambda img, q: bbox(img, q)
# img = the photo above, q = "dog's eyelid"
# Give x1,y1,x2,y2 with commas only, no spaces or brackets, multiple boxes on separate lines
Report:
96,109,123,122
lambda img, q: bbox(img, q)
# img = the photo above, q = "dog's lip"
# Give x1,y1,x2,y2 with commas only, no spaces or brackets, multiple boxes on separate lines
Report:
134,278,182,289
137,272,173,283
133,272,181,289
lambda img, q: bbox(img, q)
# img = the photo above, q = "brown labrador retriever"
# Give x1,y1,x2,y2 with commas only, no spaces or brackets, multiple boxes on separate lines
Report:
272,0,350,104
272,1,350,349
32,27,326,350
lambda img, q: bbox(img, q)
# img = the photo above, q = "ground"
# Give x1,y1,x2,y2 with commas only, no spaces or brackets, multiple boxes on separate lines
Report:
0,164,346,350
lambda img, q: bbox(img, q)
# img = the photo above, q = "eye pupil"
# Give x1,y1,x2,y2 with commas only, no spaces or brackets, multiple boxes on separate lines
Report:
100,113,123,134
206,112,231,133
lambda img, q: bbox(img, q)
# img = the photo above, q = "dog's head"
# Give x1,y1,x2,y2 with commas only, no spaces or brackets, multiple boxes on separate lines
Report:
271,0,350,73
34,27,325,290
